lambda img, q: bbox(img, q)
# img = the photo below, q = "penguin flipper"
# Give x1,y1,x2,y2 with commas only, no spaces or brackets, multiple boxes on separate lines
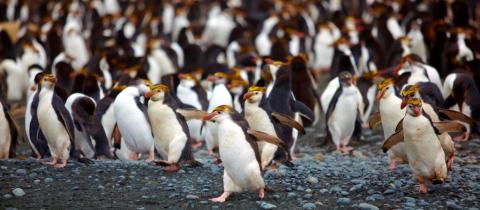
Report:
5,110,19,158
437,108,475,124
293,100,315,122
368,111,382,129
395,119,404,132
382,130,404,153
86,120,114,159
176,108,207,121
271,112,305,134
113,124,122,149
247,129,286,148
433,121,467,133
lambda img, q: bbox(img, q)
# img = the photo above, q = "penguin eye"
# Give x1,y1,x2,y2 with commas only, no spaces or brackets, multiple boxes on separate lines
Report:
216,111,222,114
255,92,259,95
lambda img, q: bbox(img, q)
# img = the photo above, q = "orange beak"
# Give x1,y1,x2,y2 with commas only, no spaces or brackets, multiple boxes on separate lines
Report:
144,91,154,99
178,74,186,79
400,99,407,109
375,90,384,101
46,76,57,83
203,112,218,121
207,75,216,82
243,92,254,100
412,106,421,116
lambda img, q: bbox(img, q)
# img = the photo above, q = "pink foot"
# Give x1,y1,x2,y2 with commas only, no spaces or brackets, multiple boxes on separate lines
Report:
145,150,155,162
163,164,180,172
210,192,231,203
43,159,57,165
213,158,222,165
53,160,67,168
192,140,203,150
258,188,265,199
447,156,454,171
419,184,427,194
453,132,470,142
389,160,397,171
208,149,214,156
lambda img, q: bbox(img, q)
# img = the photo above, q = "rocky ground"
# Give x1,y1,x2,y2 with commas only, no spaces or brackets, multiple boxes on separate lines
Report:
1,128,479,210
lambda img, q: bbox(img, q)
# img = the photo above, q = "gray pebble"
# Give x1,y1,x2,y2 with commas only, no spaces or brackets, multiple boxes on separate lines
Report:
44,177,54,183
33,179,40,184
319,189,328,193
3,194,12,199
200,200,209,205
257,201,277,209
15,169,27,175
337,198,352,205
12,188,25,197
306,176,318,184
358,203,379,210
446,201,462,210
302,203,316,209
186,194,199,200
303,194,312,199
287,192,298,198
383,188,396,195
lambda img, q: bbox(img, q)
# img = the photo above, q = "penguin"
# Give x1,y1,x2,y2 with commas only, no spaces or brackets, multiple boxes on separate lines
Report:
145,84,200,172
243,86,303,169
323,71,364,153
36,74,88,168
228,78,248,113
1,59,27,102
25,72,50,159
373,78,407,170
176,73,208,148
65,93,113,159
203,105,285,202
204,72,233,156
383,98,465,193
113,80,155,161
312,22,340,73
0,93,19,159
442,73,480,140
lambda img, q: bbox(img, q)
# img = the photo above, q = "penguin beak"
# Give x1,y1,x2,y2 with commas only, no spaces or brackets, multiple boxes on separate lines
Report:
203,112,218,121
413,106,421,116
207,75,217,82
46,76,56,83
144,91,154,99
243,92,254,100
400,99,407,109
178,74,186,80
375,90,384,101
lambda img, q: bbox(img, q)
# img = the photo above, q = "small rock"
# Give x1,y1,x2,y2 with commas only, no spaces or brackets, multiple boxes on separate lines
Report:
287,192,297,198
352,151,365,158
200,200,209,205
303,194,312,199
446,201,462,210
257,201,277,209
358,203,379,210
302,203,316,209
33,179,40,184
98,185,105,190
314,153,324,161
3,194,13,199
404,197,416,203
319,189,328,194
330,186,342,193
366,194,384,201
306,176,319,184
15,169,27,175
340,191,350,196
72,186,80,191
383,188,396,195
186,194,199,200
12,188,25,197
337,198,352,205
350,184,363,192
44,177,54,183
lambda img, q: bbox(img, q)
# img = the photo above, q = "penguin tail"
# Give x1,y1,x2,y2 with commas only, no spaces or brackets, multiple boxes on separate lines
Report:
77,157,94,165
183,160,203,168
282,160,295,168
432,179,444,185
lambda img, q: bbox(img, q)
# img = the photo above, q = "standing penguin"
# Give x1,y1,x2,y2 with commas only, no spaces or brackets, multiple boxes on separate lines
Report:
205,72,233,156
383,98,465,193
0,94,19,159
243,86,303,169
36,74,78,168
145,84,199,172
324,71,364,153
113,80,155,161
203,105,284,202
373,78,407,170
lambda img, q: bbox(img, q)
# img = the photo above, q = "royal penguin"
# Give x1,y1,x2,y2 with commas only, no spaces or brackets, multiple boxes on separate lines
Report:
372,78,407,170
0,93,19,159
37,74,89,168
176,73,208,148
243,86,302,169
323,71,364,154
203,105,284,202
113,80,155,161
383,98,465,193
204,72,233,157
145,84,200,172
443,73,480,140
228,78,248,113
65,93,113,159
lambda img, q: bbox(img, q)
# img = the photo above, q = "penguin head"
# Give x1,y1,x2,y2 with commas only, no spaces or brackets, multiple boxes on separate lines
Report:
228,79,247,95
339,71,353,87
203,105,234,123
376,78,395,101
207,72,228,85
400,84,420,109
405,98,422,117
144,84,169,102
178,73,197,87
39,74,57,88
243,86,266,104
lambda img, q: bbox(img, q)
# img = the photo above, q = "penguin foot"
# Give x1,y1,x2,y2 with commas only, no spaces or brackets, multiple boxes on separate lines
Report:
418,184,428,194
453,132,470,142
447,156,454,171
213,158,222,165
208,149,214,156
163,164,180,173
341,146,353,154
192,140,204,150
153,160,170,166
43,159,58,165
146,150,155,162
258,188,265,199
389,161,397,171
54,160,67,168
210,192,231,203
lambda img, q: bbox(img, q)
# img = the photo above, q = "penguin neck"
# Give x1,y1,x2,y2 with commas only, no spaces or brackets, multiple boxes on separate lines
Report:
39,86,54,101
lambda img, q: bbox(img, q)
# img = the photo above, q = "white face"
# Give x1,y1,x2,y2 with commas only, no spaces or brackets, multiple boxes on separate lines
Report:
180,79,196,88
406,103,422,117
40,77,55,89
245,91,263,104
230,86,243,95
268,64,280,79
208,111,231,123
381,84,395,98
150,91,165,102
